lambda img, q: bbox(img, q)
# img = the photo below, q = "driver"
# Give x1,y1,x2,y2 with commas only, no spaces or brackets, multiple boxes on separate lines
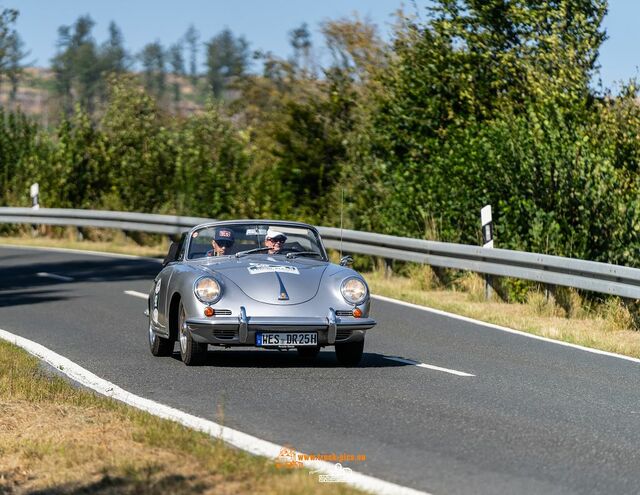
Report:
207,228,235,256
265,229,287,254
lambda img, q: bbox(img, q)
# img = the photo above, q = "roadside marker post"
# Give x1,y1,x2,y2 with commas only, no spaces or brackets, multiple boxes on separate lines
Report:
30,183,39,209
481,205,494,300
29,183,41,236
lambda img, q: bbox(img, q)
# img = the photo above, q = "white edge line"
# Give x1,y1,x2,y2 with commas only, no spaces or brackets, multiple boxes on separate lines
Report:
384,356,474,377
372,294,640,365
124,290,149,300
0,328,430,495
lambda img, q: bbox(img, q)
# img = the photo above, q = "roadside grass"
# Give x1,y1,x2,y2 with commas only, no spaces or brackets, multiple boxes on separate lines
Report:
365,265,640,359
0,340,364,494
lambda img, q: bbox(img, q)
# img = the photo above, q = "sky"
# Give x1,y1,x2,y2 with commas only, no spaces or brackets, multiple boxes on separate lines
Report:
5,0,640,92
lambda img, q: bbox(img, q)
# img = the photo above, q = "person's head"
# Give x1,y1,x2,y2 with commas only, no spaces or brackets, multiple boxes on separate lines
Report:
265,229,287,254
211,228,234,256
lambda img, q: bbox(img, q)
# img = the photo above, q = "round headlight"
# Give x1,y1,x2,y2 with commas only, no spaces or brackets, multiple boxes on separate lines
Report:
340,277,368,305
194,277,222,303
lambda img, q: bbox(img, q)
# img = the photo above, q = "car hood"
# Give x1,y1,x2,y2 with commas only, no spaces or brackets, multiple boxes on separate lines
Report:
201,256,329,305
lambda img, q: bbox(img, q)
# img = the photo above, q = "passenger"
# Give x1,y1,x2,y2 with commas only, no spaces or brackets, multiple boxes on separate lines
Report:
207,228,235,256
265,229,287,255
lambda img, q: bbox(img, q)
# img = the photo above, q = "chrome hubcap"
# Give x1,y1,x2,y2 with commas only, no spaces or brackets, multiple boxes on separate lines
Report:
148,323,156,345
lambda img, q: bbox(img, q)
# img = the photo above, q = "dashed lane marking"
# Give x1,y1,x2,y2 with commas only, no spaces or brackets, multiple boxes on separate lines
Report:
383,356,475,377
124,290,149,299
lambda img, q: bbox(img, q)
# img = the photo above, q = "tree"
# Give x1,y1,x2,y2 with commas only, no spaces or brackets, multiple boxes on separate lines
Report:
5,28,29,104
340,0,615,259
100,75,173,212
184,24,199,86
289,23,313,76
0,8,18,72
321,16,384,82
101,21,128,74
51,15,101,116
168,42,185,106
139,41,166,100
0,8,29,100
205,28,249,98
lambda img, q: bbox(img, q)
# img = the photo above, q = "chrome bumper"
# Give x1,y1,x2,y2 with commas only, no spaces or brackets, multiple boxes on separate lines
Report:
185,307,376,346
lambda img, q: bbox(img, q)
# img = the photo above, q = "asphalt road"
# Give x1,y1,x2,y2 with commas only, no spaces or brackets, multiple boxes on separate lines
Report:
1,245,640,494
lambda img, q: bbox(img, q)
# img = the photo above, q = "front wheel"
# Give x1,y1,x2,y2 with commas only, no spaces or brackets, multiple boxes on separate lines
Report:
335,339,364,366
178,302,207,366
148,318,174,357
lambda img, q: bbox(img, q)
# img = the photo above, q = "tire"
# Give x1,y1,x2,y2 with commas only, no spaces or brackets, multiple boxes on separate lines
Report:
297,346,320,360
178,301,207,366
148,317,174,357
335,339,364,366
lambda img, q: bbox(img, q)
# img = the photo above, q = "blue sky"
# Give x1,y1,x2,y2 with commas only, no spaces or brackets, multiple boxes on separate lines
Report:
6,0,639,91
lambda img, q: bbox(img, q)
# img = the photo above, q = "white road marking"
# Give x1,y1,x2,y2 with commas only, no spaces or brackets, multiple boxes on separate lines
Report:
372,294,640,365
36,272,74,282
124,290,149,300
384,356,475,377
0,327,430,495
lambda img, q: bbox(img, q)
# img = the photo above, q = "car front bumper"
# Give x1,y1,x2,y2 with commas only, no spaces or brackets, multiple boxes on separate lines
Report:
185,308,376,346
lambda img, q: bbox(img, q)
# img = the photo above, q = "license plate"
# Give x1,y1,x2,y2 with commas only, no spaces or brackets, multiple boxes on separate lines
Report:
256,332,318,347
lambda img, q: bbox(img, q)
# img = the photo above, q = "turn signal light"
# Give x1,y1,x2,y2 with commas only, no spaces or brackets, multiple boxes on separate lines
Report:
204,306,215,317
352,308,363,318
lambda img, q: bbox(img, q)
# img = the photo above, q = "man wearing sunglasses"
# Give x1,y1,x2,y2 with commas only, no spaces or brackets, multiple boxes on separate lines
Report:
207,228,235,256
265,229,288,255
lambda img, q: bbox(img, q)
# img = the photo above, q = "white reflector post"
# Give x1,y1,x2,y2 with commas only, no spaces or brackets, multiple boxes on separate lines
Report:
481,205,494,300
30,183,40,210
481,205,493,248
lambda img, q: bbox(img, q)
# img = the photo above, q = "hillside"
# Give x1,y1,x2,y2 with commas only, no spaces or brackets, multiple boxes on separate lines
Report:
0,67,206,120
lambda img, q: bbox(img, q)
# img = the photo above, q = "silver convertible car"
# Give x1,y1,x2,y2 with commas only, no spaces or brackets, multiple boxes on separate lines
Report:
147,220,376,366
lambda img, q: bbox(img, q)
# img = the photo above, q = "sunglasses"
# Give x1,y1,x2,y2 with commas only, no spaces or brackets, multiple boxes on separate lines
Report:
216,240,233,248
267,237,286,243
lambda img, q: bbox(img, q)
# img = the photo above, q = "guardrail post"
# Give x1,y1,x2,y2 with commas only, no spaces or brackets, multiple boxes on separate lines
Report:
384,258,393,279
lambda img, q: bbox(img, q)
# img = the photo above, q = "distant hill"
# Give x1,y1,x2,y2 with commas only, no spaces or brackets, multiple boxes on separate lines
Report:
0,67,209,121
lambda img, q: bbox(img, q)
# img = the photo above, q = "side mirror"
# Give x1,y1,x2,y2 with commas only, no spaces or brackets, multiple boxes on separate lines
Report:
339,255,353,267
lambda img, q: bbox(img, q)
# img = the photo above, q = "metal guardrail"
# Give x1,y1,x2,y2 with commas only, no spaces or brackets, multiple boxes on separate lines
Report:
0,207,210,235
1,207,639,299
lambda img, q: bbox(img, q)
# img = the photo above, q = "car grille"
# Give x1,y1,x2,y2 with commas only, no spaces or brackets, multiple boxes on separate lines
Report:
336,310,354,317
214,309,232,315
336,329,352,341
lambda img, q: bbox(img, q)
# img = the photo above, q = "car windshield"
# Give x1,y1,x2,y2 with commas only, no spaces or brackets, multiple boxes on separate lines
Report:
187,223,326,261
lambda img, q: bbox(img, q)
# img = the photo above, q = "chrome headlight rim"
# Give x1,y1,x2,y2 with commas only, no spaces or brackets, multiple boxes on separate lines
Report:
194,276,222,304
340,276,368,305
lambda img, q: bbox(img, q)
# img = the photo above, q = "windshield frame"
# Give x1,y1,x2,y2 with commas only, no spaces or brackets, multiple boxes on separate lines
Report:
185,221,329,262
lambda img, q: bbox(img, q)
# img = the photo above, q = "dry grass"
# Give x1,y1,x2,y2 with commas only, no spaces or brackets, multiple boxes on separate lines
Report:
366,269,640,359
0,341,364,495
